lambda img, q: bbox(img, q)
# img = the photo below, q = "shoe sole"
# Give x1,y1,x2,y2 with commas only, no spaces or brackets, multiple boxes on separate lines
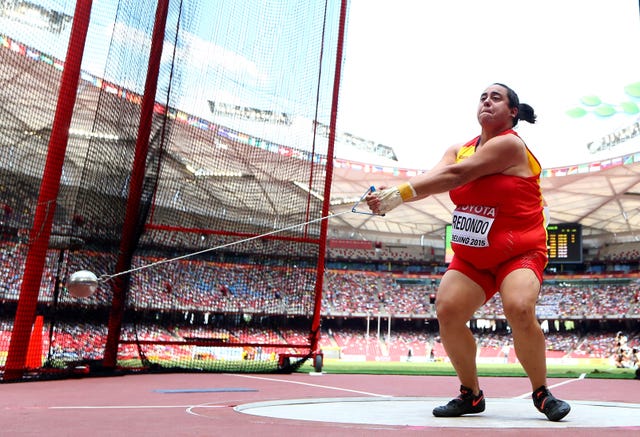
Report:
432,405,486,417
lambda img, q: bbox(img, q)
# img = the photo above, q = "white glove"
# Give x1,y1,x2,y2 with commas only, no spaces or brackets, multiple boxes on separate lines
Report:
373,182,416,214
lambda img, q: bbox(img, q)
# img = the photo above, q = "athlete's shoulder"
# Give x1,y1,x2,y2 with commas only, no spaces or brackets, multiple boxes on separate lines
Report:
485,130,527,152
491,130,541,175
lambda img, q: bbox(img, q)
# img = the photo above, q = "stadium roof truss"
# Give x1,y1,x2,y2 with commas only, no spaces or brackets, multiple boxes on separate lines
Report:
327,157,640,249
4,43,640,250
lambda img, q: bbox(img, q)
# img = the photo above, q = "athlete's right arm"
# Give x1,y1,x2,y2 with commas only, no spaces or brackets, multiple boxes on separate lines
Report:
365,144,459,215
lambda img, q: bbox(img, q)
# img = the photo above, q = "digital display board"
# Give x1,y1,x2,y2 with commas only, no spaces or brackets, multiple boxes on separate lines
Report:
546,223,582,264
445,223,583,264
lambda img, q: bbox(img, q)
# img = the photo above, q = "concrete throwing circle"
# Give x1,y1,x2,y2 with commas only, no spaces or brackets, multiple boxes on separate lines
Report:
234,397,640,428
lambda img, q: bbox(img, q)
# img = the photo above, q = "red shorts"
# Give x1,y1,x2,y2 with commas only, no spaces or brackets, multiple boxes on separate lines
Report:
447,249,547,302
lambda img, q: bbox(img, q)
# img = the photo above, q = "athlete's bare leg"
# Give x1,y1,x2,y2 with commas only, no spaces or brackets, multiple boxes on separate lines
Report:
435,270,486,394
500,268,547,390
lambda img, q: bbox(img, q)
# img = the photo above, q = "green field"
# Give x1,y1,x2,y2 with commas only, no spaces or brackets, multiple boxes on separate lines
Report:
118,356,638,379
302,359,638,380
12,354,636,380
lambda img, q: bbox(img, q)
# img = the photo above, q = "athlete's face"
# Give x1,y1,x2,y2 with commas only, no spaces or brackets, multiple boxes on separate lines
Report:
477,85,517,129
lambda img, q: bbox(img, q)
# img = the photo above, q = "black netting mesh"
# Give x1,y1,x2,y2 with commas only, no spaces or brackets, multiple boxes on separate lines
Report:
1,0,344,381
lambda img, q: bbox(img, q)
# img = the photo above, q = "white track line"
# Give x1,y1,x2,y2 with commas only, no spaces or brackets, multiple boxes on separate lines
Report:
49,373,588,410
230,373,393,398
50,405,229,410
514,372,586,399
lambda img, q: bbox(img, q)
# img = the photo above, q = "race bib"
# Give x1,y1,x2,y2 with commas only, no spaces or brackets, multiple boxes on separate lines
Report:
451,205,496,247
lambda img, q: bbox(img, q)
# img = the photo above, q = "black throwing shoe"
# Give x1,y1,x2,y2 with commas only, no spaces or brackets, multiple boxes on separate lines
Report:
432,385,485,417
532,385,571,421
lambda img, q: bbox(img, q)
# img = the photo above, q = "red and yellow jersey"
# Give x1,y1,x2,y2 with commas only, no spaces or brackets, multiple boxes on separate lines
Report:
448,129,547,269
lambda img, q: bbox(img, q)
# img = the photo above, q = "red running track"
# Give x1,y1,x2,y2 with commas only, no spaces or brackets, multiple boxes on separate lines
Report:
1,372,639,436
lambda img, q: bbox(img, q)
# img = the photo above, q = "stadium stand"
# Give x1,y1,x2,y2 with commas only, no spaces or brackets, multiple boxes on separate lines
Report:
2,240,639,369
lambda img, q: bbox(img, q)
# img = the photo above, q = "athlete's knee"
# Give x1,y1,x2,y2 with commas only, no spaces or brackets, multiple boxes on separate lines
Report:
503,300,537,328
434,298,457,323
435,293,478,325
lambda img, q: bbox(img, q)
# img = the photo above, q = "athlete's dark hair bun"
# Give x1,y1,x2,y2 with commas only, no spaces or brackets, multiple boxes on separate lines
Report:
517,103,537,125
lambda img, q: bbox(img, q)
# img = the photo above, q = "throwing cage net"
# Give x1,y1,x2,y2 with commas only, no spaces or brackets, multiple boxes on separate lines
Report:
0,0,347,381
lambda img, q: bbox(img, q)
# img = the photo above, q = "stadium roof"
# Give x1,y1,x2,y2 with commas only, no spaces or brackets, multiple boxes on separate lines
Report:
329,157,640,249
3,37,640,251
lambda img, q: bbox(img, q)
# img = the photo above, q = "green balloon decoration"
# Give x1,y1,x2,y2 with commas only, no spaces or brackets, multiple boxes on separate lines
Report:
620,101,639,115
567,82,640,119
566,107,588,118
594,104,616,117
624,82,640,98
580,95,601,106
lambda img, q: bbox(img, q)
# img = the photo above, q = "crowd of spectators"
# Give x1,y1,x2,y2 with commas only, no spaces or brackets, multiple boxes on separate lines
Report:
2,241,640,367
4,241,638,320
597,241,640,263
328,245,436,263
3,318,636,366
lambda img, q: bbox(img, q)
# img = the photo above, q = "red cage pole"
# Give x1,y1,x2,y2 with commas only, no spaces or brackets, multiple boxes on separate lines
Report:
3,0,94,381
309,0,349,360
102,0,170,369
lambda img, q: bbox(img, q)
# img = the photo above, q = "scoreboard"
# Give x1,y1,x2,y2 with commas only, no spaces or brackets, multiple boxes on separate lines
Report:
445,223,583,264
546,223,582,263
